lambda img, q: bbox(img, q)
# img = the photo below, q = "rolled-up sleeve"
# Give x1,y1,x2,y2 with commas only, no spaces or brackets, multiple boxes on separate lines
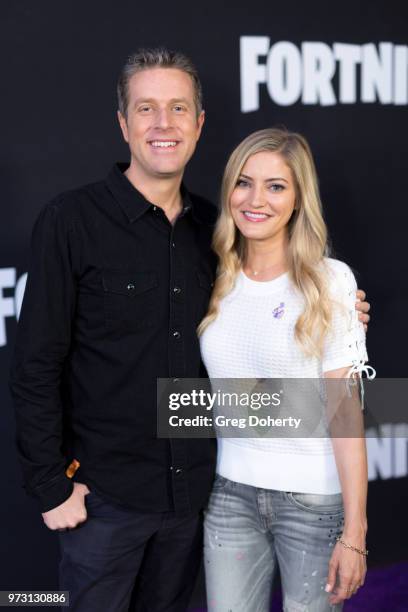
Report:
9,199,77,512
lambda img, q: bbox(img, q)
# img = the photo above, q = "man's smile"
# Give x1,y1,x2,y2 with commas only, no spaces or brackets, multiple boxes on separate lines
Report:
148,139,180,150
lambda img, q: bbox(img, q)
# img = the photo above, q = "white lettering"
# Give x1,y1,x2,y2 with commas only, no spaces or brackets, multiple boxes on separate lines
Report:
240,38,408,110
361,42,393,104
302,42,336,105
240,36,269,112
215,415,247,429
15,273,27,321
0,268,16,347
334,43,361,103
393,425,408,478
266,41,302,105
394,45,408,104
367,424,408,481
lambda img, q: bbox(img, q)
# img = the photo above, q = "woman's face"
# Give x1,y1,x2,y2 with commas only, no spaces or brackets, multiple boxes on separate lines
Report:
230,151,297,244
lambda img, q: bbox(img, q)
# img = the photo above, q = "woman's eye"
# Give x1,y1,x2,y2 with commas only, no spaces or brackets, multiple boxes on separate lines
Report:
236,179,249,187
270,184,284,192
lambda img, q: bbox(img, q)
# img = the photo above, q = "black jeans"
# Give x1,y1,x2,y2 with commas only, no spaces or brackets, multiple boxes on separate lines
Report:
58,490,203,611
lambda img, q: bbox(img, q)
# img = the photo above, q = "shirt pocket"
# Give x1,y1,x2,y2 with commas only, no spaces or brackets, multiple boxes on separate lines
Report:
102,269,159,332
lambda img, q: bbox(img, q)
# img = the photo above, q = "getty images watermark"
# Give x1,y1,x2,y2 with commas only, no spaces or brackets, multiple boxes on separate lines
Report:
167,387,301,430
157,378,408,439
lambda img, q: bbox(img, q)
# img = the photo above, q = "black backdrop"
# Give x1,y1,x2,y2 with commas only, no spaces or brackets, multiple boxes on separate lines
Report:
1,0,407,607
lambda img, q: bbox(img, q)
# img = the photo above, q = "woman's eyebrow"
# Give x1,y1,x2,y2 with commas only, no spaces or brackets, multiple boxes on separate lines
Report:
265,176,289,183
240,173,289,183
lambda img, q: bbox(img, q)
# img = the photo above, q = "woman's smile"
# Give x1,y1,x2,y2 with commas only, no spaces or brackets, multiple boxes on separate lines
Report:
241,210,274,222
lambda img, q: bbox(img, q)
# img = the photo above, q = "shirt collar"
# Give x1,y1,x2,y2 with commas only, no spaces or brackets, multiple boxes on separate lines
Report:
106,163,216,226
106,163,151,223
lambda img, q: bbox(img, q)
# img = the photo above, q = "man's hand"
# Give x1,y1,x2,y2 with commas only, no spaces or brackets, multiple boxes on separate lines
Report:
42,482,90,531
356,289,370,332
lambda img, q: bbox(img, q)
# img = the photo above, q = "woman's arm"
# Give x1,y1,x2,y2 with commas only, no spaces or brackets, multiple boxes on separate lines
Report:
324,366,368,606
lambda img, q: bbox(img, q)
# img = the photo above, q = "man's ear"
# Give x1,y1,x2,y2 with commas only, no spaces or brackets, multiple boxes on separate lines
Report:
196,110,205,142
117,110,129,143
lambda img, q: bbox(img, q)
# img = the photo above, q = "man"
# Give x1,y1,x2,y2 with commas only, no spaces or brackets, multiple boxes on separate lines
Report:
10,48,370,611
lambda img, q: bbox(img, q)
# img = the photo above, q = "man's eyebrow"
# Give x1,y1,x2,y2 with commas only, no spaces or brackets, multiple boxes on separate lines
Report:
240,173,289,184
168,97,192,105
132,97,192,107
133,98,155,106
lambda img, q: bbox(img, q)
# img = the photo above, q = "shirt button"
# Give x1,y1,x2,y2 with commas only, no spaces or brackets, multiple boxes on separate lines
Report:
127,283,135,291
173,378,180,384
175,468,183,475
153,206,157,211
173,331,181,339
173,286,181,294
172,242,176,248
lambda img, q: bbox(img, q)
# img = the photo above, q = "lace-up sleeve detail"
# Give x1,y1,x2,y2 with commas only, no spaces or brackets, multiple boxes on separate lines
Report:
322,259,376,382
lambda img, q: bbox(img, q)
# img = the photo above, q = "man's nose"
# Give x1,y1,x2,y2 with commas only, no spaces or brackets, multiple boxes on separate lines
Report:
155,108,172,129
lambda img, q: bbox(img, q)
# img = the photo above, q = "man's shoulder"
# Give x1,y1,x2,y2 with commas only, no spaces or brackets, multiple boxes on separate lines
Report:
188,190,219,226
45,178,107,219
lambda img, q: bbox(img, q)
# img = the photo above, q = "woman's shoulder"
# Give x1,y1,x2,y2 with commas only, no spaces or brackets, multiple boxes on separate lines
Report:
323,257,353,275
322,257,356,286
321,258,357,303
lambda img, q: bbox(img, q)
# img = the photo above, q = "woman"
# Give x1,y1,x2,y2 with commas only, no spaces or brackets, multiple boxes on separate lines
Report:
198,128,375,611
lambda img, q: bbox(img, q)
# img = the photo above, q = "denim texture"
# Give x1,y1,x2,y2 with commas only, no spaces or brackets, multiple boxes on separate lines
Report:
204,475,344,612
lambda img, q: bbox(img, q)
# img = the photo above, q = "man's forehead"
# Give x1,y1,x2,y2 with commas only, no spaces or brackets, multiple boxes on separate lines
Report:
128,67,194,98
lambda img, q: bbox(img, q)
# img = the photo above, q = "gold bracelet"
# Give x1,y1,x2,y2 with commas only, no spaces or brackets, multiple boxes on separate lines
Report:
336,536,368,556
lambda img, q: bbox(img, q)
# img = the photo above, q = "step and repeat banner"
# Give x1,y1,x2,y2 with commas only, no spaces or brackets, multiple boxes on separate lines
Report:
1,0,407,604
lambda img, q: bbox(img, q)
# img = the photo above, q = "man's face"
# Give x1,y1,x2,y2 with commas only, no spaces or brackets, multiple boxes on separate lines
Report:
118,67,205,180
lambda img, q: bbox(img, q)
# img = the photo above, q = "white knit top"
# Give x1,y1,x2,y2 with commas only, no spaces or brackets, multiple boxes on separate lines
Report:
200,258,372,494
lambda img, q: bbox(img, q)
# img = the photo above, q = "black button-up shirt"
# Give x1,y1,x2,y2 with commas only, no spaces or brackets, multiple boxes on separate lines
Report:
10,164,218,513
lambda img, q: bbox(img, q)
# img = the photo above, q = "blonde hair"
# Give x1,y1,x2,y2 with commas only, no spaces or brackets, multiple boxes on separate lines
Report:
198,127,332,358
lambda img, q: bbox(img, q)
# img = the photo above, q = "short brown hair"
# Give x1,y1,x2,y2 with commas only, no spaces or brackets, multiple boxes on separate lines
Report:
117,47,203,119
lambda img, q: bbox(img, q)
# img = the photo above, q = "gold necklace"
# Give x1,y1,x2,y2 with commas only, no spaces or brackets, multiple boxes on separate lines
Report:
245,263,282,277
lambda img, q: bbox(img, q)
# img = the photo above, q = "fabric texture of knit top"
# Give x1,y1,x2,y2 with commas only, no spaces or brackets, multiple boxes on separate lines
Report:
200,257,371,495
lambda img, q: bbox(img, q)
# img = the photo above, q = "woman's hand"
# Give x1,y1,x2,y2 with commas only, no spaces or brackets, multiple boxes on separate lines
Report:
325,538,367,605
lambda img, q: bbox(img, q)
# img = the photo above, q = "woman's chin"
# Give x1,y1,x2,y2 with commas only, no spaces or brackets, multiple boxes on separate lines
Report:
236,224,273,241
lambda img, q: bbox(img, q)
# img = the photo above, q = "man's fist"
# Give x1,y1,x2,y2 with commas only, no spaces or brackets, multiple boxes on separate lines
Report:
42,482,90,531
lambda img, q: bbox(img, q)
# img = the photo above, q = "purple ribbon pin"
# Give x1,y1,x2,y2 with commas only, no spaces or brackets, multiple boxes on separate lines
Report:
273,302,285,319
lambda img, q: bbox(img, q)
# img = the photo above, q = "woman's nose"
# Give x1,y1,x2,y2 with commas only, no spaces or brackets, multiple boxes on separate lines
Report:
248,187,265,209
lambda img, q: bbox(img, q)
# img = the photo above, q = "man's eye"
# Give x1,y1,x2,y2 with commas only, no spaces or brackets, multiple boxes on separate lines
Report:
139,106,151,112
173,105,186,112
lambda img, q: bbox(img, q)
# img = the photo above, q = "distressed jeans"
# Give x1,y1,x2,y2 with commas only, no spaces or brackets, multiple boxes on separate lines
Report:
204,475,344,612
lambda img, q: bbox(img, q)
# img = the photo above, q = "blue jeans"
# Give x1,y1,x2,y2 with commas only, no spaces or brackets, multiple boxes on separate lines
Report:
204,475,344,612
